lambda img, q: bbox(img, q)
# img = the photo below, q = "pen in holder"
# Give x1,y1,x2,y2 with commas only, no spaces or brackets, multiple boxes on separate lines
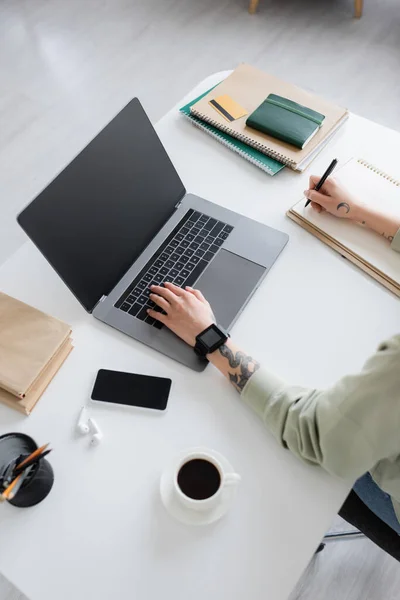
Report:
0,433,54,508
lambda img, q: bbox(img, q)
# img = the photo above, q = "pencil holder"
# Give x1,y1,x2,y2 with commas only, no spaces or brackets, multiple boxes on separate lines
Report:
8,458,54,508
0,433,54,508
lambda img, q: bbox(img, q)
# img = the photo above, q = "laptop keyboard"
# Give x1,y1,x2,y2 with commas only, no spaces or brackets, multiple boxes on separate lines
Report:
115,209,233,329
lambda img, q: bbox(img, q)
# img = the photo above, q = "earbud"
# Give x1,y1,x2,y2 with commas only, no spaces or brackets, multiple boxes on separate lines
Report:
76,407,90,435
88,418,103,446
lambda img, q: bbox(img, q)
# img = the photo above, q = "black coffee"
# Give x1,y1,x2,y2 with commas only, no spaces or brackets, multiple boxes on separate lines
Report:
177,458,221,500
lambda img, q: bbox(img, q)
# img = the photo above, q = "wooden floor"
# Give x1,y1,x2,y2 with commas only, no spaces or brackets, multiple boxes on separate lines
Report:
289,517,400,600
1,0,400,597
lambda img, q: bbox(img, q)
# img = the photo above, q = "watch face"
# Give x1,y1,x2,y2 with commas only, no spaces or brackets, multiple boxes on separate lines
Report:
201,326,223,347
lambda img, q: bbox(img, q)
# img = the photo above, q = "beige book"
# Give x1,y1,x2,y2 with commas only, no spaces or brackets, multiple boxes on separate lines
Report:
287,158,400,296
0,338,73,415
191,64,348,171
0,292,72,398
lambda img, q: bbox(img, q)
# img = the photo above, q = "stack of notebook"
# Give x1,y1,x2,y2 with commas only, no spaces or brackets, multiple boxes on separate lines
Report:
287,158,400,296
180,64,348,175
180,85,286,176
0,293,73,415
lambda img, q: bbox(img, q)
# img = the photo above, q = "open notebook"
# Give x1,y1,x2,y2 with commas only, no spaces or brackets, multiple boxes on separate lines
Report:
191,64,348,172
287,159,400,296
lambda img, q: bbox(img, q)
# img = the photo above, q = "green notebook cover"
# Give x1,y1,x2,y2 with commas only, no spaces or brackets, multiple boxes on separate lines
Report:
180,88,285,176
246,94,325,150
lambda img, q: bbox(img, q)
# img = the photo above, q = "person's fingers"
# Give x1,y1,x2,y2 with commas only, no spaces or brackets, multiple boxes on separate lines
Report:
185,287,207,302
307,175,335,196
305,189,332,206
318,176,336,194
164,281,186,296
147,308,168,323
149,294,170,312
310,202,322,213
150,285,177,304
309,175,319,189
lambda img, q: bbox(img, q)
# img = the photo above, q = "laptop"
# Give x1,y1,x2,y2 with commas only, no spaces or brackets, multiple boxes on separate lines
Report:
17,99,288,371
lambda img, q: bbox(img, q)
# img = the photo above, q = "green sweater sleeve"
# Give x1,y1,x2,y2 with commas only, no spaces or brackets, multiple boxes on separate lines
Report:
391,228,400,252
241,336,400,481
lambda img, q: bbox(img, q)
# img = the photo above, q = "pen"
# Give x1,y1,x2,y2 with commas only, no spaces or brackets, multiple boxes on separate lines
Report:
15,449,52,474
305,158,338,207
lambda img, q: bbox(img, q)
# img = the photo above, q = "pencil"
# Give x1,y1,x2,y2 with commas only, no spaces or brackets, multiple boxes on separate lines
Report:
17,443,49,470
8,465,34,501
15,449,52,474
1,472,23,501
305,158,338,207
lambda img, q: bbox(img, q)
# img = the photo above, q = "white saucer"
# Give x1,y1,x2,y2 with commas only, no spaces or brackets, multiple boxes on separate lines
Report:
160,447,239,526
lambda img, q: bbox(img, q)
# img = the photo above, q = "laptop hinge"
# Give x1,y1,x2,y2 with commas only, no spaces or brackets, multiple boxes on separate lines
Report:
92,295,107,312
175,186,186,209
175,198,184,209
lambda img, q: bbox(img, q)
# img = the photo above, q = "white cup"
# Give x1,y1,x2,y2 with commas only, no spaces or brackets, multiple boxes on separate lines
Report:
173,450,241,512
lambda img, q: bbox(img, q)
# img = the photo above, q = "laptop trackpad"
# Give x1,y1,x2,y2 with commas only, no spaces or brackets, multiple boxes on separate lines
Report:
195,249,265,329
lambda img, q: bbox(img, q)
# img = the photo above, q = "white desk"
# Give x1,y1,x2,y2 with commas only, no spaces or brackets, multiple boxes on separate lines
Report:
0,72,399,600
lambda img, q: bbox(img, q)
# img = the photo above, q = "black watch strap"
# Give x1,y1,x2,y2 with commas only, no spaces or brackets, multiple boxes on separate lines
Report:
194,324,229,358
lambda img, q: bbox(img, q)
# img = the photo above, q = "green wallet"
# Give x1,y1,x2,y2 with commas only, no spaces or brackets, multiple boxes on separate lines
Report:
246,94,325,149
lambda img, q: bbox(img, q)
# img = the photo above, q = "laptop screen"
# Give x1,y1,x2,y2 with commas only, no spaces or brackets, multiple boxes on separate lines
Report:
17,99,186,312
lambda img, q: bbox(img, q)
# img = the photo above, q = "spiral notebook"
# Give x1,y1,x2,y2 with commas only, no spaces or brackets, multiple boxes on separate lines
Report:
190,64,348,172
287,158,400,296
180,88,285,176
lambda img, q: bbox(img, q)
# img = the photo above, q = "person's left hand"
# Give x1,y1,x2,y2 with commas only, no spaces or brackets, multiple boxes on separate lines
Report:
147,282,215,347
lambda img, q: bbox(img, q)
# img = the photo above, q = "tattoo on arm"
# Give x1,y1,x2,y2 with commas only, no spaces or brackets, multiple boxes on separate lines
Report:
336,202,350,214
218,344,260,393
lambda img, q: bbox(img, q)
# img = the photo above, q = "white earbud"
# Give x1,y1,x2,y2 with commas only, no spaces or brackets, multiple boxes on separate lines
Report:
76,407,90,435
88,418,103,446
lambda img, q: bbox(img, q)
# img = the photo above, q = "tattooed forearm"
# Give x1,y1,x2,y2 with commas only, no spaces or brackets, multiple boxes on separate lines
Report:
218,344,260,393
219,344,246,368
336,202,350,214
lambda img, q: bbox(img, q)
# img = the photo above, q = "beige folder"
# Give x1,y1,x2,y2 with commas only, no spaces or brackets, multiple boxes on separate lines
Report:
0,338,73,415
0,292,71,398
191,64,348,171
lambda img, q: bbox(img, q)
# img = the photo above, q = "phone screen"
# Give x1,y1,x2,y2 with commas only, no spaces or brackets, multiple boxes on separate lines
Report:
91,369,171,411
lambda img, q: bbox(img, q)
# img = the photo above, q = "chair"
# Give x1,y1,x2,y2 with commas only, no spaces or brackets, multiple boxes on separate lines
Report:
248,0,364,17
316,529,364,554
316,490,400,560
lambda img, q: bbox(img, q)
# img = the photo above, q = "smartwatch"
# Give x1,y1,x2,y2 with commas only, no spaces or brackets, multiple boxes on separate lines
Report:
194,324,230,358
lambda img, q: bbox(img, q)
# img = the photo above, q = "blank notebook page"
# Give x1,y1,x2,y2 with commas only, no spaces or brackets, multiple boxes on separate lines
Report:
291,159,400,284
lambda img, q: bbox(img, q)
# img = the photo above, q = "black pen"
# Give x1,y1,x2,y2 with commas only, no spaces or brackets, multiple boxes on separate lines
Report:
305,158,338,207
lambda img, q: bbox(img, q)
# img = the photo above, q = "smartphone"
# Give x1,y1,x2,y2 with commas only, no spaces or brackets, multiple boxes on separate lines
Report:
91,369,171,411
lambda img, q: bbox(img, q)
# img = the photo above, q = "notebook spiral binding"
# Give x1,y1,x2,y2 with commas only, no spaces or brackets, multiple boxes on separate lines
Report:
184,114,277,175
191,110,294,167
358,159,400,187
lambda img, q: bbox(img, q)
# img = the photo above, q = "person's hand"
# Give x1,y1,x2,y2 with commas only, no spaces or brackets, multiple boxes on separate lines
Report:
147,282,215,347
304,176,362,221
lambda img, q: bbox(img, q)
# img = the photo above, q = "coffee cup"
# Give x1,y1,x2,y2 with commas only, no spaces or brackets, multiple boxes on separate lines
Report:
173,449,241,512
